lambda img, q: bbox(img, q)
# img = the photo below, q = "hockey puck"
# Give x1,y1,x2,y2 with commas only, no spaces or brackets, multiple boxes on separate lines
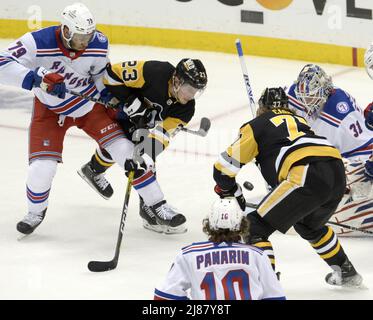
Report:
243,181,254,191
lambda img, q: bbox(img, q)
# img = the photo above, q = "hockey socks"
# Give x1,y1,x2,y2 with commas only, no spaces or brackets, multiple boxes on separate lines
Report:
309,226,347,267
251,239,276,271
91,148,115,174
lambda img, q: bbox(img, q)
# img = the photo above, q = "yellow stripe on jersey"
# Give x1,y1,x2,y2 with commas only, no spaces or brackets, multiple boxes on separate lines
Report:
149,133,170,148
258,165,308,217
104,61,146,88
214,123,258,178
161,117,187,135
214,162,237,178
226,124,259,165
278,146,341,182
148,117,187,150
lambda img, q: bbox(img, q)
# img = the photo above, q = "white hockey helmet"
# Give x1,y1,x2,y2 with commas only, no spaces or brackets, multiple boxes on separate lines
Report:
61,3,96,44
208,198,244,231
364,44,373,80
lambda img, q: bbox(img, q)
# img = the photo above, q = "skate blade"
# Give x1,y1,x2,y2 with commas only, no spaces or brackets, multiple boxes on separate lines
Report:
17,233,32,241
164,226,188,235
77,169,110,200
143,221,187,235
342,282,369,290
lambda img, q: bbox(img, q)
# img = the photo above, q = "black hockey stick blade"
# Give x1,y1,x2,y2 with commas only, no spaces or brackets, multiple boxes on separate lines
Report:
180,118,211,137
87,260,117,272
200,117,211,133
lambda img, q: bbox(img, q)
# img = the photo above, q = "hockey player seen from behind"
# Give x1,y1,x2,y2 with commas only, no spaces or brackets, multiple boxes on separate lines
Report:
154,198,286,300
77,58,207,234
287,64,373,236
214,87,363,287
0,3,173,236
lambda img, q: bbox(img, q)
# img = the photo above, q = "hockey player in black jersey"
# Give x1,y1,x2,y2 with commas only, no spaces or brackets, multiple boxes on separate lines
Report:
213,87,363,287
78,58,207,234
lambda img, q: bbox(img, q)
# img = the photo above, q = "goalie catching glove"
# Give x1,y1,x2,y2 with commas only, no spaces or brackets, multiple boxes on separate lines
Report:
214,183,247,212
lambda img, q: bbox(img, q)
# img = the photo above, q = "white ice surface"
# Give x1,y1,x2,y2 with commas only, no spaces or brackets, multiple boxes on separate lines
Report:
0,40,372,300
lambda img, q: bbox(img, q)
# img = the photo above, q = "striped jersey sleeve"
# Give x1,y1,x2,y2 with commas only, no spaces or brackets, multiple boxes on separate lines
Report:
154,252,190,300
214,123,259,190
0,32,37,90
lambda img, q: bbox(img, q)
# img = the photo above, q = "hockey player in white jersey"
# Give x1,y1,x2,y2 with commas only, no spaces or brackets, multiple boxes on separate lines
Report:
287,64,373,236
154,198,285,300
0,3,173,235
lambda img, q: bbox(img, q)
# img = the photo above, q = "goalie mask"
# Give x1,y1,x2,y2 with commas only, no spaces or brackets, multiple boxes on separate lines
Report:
61,3,96,50
172,58,207,104
208,198,243,231
294,64,333,118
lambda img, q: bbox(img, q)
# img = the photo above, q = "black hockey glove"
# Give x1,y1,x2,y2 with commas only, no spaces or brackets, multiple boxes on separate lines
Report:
214,183,246,211
124,153,155,177
123,96,154,129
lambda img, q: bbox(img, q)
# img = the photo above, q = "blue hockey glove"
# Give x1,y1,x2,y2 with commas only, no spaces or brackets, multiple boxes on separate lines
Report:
99,88,123,108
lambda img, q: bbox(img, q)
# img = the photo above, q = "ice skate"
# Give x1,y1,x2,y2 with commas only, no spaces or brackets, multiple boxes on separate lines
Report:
139,198,187,234
77,162,113,200
16,208,47,235
325,259,363,288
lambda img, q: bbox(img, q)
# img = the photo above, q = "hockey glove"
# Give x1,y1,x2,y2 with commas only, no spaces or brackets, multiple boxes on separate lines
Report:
123,96,153,128
99,88,123,108
364,159,373,180
33,67,66,99
214,183,247,211
364,103,373,131
124,153,155,177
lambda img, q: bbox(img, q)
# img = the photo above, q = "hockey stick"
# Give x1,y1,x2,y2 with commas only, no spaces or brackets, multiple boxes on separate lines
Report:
67,89,211,137
235,39,256,119
179,117,211,137
327,221,373,235
66,89,117,108
87,170,135,272
243,180,373,235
